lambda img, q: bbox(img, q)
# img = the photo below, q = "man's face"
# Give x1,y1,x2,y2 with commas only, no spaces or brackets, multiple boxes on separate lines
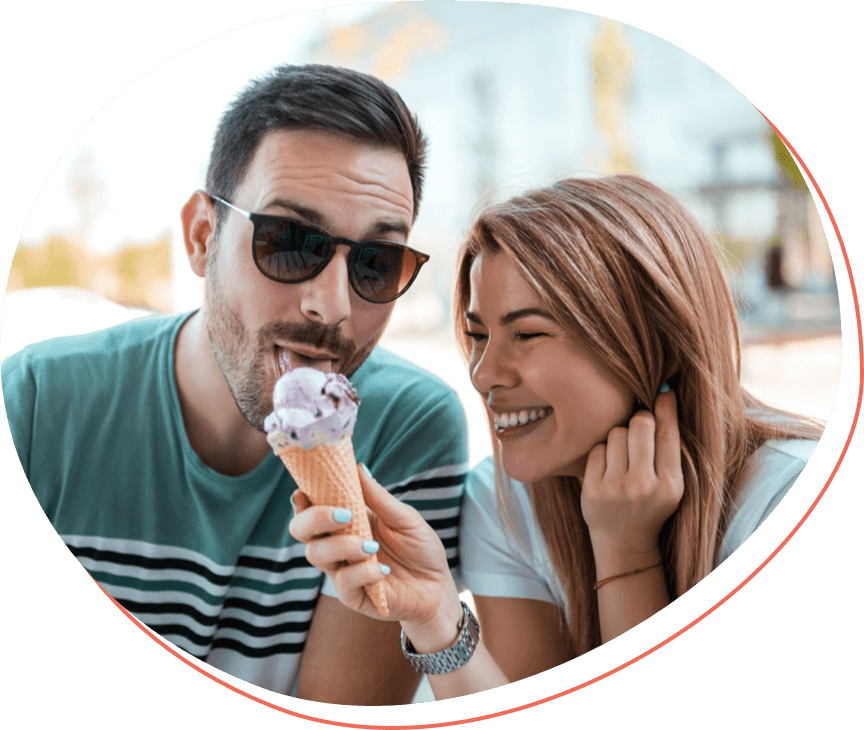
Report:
204,129,414,431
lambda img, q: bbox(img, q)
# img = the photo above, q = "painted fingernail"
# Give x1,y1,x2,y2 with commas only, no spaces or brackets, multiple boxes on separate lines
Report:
659,382,671,393
362,540,380,554
360,463,373,478
333,508,353,524
379,564,391,575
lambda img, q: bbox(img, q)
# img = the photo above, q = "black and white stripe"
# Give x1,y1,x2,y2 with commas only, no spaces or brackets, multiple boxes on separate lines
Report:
61,460,468,692
65,536,319,668
383,462,467,569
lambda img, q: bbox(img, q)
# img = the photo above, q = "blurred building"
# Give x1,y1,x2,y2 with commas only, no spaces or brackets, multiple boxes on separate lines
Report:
307,2,838,342
310,2,616,333
698,128,837,343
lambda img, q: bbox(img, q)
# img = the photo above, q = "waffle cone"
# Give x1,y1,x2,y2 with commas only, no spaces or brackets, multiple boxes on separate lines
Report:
275,435,388,617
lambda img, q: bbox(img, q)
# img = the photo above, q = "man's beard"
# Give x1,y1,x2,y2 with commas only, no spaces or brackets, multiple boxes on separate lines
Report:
204,265,377,432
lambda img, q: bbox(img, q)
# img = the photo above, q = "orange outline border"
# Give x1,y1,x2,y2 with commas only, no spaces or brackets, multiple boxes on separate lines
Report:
87,116,861,728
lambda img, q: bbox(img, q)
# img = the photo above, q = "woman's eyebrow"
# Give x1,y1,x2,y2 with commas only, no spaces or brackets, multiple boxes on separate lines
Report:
500,308,557,326
465,308,557,326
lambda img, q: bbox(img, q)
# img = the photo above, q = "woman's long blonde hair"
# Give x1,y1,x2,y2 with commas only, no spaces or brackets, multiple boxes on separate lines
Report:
454,175,823,657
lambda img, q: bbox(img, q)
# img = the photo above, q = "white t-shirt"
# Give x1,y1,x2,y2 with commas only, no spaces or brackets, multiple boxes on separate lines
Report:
459,439,817,608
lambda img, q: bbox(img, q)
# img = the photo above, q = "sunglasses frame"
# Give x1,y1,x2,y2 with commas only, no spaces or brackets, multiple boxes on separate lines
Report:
209,194,429,304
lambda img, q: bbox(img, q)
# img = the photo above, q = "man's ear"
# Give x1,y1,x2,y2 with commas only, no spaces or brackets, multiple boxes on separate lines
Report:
181,190,216,278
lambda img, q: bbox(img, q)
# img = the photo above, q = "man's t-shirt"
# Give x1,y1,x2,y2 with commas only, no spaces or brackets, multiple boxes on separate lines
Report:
2,312,468,693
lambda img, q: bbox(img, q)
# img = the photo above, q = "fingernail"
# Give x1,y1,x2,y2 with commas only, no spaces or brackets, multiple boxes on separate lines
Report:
333,508,353,524
379,564,391,575
362,540,380,554
360,463,373,478
659,382,671,394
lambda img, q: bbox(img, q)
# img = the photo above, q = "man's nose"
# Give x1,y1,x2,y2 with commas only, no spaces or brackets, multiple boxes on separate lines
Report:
298,245,352,326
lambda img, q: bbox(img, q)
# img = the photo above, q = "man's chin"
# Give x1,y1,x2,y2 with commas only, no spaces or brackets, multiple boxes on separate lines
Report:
228,385,274,435
241,407,271,435
340,340,379,378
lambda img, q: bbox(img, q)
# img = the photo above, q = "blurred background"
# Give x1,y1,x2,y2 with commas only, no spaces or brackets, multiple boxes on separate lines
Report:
1,1,841,469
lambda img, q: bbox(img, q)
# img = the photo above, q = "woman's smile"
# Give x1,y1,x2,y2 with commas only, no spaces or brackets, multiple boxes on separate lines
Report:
492,407,554,439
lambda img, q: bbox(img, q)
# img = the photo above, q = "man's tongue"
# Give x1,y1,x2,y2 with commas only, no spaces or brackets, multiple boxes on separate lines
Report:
277,348,334,375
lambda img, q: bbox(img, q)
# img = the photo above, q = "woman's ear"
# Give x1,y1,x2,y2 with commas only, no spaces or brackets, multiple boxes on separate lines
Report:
181,190,216,278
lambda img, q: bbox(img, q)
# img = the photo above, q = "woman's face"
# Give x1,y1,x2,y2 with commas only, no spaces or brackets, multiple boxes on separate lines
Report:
466,252,635,483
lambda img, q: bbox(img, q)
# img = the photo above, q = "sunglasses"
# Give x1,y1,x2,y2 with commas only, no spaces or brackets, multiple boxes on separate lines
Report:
209,195,430,304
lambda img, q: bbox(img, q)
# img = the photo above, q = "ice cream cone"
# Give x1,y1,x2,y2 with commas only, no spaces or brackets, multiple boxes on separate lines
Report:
269,431,389,617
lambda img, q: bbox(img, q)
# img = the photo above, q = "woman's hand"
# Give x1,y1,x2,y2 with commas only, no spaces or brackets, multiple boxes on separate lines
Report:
289,466,464,645
581,388,685,562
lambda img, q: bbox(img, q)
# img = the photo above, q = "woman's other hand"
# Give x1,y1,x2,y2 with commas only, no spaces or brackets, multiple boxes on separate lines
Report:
288,465,464,641
581,387,685,561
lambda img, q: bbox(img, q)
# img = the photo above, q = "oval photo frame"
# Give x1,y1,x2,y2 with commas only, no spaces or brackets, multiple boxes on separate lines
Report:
4,3,862,727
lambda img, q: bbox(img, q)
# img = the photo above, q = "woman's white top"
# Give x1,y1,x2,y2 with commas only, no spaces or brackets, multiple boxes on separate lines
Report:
459,439,817,607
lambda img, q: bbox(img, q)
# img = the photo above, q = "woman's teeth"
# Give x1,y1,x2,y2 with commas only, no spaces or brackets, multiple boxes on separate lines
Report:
494,408,551,430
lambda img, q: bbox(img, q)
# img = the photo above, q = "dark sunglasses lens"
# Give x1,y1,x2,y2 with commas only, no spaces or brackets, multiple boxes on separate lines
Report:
351,244,419,302
253,219,330,281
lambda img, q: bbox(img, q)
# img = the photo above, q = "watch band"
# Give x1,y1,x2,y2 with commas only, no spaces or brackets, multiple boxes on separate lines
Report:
400,601,480,675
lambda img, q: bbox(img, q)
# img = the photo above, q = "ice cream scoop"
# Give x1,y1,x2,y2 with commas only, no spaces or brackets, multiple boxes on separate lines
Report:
264,367,360,448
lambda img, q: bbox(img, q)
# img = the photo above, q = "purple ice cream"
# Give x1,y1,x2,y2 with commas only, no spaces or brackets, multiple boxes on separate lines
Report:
264,367,360,449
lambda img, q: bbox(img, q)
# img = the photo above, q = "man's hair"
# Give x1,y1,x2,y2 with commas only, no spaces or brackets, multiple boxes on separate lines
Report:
205,64,427,235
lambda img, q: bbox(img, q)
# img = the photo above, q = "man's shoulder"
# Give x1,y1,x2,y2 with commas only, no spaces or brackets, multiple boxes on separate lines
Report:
5,312,188,374
354,346,461,404
349,346,468,476
3,311,191,487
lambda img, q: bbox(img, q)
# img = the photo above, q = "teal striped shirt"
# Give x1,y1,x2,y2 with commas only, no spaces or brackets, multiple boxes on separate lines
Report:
3,312,468,693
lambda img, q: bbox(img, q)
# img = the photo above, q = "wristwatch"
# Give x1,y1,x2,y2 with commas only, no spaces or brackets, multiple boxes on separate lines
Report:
400,601,480,674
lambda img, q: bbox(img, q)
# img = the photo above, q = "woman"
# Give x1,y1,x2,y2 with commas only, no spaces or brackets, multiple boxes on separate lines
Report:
289,174,822,699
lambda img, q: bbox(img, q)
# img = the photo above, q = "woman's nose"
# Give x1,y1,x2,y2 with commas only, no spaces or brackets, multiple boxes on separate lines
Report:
470,339,517,393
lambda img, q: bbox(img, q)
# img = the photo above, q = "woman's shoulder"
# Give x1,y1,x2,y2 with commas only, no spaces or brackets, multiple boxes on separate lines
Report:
465,457,530,513
466,456,497,492
718,438,819,564
756,438,818,461
460,458,562,606
740,437,818,508
743,438,818,495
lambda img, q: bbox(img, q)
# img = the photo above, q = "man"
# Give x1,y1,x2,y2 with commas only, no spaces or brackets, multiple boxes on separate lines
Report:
2,64,468,704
